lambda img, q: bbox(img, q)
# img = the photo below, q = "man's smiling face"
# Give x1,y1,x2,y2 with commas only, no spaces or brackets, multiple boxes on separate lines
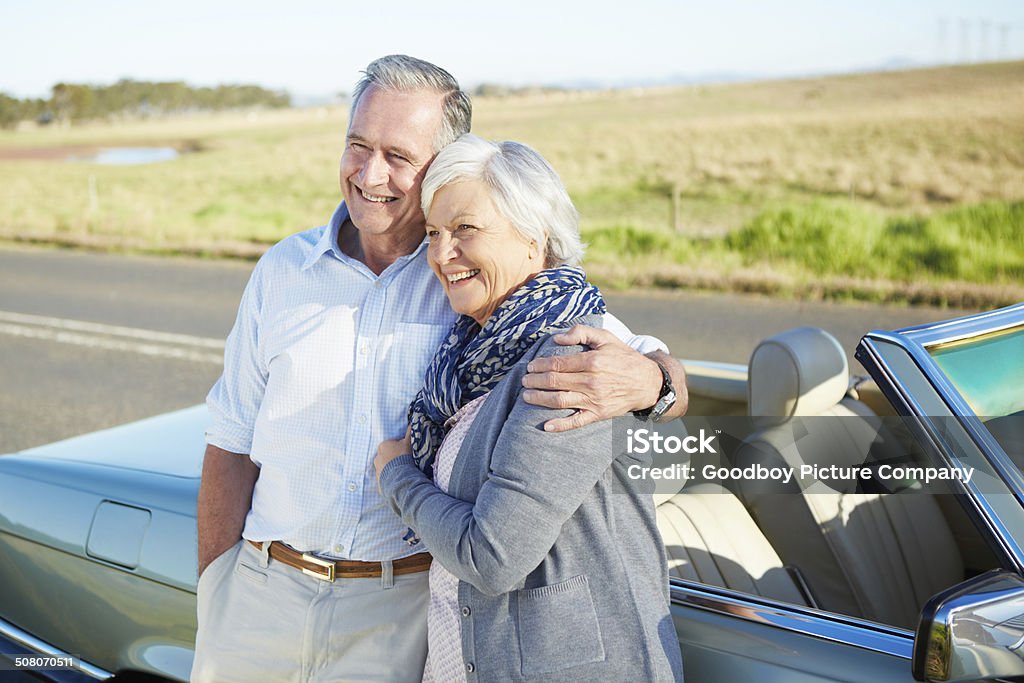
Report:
339,85,444,241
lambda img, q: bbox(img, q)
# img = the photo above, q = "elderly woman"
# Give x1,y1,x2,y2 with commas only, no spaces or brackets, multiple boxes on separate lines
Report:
374,135,683,682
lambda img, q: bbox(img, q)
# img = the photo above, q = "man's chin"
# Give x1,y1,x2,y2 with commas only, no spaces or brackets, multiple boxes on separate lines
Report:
346,206,394,234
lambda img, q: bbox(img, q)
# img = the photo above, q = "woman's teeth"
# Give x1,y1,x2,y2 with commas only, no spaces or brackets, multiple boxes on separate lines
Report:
447,270,480,283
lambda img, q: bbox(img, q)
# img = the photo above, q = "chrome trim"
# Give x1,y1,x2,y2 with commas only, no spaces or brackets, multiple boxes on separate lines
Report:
0,616,112,680
893,302,1024,347
670,579,914,659
857,335,1024,573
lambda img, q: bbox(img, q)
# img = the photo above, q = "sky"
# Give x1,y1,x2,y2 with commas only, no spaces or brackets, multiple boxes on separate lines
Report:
2,0,1024,100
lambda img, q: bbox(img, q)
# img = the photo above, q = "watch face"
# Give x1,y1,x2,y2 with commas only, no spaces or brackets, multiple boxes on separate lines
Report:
652,388,677,418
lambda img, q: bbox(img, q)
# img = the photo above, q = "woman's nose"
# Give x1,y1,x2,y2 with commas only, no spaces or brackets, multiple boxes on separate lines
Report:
431,234,458,262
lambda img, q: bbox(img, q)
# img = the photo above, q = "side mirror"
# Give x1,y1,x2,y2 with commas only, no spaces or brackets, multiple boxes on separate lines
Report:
914,569,1024,682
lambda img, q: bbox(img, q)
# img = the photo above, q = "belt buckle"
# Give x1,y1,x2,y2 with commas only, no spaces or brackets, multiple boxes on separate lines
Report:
300,552,336,582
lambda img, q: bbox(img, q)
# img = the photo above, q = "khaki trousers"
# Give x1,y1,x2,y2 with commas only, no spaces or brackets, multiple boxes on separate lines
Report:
190,540,429,682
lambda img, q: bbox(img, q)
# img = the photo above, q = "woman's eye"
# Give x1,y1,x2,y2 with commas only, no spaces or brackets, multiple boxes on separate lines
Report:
457,224,475,232
426,230,438,238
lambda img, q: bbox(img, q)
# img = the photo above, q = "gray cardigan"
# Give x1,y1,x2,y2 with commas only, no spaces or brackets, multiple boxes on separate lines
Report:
380,316,684,682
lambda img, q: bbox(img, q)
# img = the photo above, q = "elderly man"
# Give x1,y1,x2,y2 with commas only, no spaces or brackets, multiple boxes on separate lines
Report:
192,54,687,682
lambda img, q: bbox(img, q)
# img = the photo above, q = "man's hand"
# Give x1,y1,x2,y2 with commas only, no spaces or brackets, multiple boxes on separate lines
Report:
197,444,259,577
375,431,412,490
522,325,688,432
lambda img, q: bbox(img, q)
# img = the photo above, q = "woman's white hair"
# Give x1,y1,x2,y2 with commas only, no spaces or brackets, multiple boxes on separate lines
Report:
420,134,585,267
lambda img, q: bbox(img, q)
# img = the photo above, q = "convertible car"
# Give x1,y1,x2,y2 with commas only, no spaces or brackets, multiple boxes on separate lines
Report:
1,303,1022,682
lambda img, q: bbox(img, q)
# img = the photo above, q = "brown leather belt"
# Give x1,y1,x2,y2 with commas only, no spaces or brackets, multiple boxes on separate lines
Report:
248,541,432,581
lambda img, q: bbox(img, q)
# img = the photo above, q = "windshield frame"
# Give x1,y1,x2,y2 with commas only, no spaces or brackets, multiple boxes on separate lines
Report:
856,302,1024,572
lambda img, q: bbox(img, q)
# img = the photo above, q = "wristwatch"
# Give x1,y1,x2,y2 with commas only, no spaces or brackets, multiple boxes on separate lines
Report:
633,360,677,421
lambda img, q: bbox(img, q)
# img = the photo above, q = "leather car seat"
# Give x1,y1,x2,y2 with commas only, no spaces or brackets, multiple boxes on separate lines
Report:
656,483,809,606
734,326,964,629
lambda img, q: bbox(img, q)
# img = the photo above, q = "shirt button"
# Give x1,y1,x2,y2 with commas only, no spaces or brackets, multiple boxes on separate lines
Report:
347,482,357,492
461,606,471,617
466,663,475,673
359,344,369,355
334,544,344,554
374,281,382,289
357,414,367,425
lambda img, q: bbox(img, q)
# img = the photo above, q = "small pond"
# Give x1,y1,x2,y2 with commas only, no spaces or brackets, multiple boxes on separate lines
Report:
71,147,180,165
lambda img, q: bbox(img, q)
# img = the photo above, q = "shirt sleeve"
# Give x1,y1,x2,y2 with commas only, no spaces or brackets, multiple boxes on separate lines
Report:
600,311,669,355
205,258,268,455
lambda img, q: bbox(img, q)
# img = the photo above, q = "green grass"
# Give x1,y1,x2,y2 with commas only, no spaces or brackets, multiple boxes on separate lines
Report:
727,199,1024,282
1,62,1022,305
575,198,1024,306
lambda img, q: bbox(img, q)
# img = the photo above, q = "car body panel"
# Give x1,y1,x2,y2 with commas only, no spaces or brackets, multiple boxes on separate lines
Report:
0,407,206,680
16,405,208,480
0,533,195,680
674,596,912,682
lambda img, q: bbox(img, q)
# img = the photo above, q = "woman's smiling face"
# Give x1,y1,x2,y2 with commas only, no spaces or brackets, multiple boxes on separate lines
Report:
425,180,543,326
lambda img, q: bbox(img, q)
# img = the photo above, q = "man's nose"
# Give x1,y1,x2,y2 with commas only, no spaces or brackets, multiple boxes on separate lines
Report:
360,153,389,187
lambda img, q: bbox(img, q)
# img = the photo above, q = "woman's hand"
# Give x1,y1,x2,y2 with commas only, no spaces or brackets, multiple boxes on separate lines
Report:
375,431,412,490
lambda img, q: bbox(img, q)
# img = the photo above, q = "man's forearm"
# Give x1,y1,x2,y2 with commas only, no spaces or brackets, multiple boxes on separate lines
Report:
197,444,259,576
647,350,689,419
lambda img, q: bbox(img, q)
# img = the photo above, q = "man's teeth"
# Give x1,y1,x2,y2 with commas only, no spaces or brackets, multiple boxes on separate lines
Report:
361,190,396,203
447,270,480,283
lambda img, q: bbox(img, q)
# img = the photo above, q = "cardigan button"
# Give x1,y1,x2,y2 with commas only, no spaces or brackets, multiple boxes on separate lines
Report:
461,606,471,617
466,662,475,673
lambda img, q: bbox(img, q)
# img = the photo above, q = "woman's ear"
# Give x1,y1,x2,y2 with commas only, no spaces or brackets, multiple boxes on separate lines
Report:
529,237,546,261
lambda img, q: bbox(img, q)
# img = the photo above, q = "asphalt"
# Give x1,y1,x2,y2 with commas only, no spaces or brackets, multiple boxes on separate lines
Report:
0,246,976,453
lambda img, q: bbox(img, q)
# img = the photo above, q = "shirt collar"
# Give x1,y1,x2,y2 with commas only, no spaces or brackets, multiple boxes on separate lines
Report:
301,200,431,275
301,201,350,271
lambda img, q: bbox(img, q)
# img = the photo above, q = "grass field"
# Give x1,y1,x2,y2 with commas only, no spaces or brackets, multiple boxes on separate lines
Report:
1,61,1022,306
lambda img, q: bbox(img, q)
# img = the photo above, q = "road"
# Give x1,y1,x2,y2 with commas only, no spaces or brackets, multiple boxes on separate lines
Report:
0,247,977,453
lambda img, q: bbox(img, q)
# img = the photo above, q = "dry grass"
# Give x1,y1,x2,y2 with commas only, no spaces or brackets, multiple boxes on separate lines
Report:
1,62,1022,305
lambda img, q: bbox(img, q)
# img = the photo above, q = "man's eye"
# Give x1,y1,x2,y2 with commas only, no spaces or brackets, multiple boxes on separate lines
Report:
391,153,409,163
350,141,368,151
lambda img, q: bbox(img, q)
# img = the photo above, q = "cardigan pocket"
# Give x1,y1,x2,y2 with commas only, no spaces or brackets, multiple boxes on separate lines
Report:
517,575,606,676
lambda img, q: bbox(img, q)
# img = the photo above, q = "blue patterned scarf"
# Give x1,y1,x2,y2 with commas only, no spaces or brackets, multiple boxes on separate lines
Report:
408,265,606,476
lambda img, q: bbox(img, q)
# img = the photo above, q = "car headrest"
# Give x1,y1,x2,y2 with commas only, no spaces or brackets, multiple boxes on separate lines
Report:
748,326,848,425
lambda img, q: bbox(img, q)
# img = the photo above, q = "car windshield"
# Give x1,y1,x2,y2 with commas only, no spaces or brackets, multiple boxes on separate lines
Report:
927,325,1024,418
926,324,1024,466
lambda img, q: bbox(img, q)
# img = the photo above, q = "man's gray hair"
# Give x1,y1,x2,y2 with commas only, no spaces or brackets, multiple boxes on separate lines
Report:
421,134,585,268
351,55,472,152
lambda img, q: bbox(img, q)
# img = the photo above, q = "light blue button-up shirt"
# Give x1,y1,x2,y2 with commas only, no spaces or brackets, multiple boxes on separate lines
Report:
207,202,665,561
